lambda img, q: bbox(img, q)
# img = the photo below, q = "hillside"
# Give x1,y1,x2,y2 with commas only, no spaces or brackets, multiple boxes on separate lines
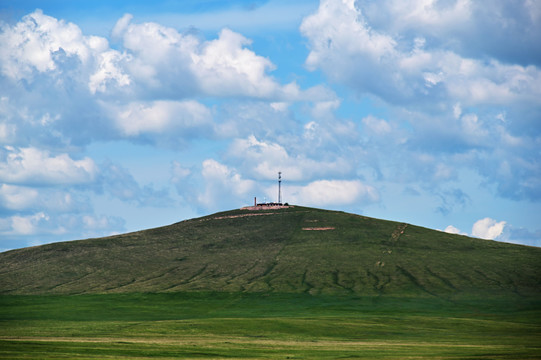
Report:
0,206,540,297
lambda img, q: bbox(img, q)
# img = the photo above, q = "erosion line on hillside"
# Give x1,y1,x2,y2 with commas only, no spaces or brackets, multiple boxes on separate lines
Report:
425,267,457,290
366,270,383,295
46,272,95,293
474,269,503,287
104,278,136,291
370,268,392,293
396,266,437,297
261,261,277,278
185,264,209,283
254,242,288,289
476,268,525,297
137,265,185,285
301,270,314,293
233,260,261,279
331,270,354,293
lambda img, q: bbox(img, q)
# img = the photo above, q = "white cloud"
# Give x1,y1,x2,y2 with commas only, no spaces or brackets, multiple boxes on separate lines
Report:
0,121,16,144
0,10,337,152
443,225,467,236
358,0,541,66
282,179,379,207
362,115,392,135
0,184,38,211
0,10,93,79
0,211,125,240
10,212,48,235
0,146,98,185
81,214,120,231
109,100,213,137
228,135,352,181
444,225,460,234
0,9,129,95
270,102,289,112
0,183,92,215
300,0,541,202
112,15,309,100
196,159,256,210
385,0,472,30
170,161,191,184
300,0,541,107
111,13,133,40
88,49,131,94
192,28,278,98
472,217,506,240
443,218,538,246
301,0,396,77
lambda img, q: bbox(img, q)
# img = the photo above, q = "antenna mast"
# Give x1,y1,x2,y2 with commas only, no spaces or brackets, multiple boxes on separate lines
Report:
278,171,282,204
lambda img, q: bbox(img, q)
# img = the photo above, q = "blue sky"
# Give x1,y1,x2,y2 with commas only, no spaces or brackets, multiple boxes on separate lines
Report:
1,0,540,251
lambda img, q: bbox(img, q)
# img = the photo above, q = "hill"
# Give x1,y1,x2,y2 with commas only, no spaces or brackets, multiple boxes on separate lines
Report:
0,206,540,297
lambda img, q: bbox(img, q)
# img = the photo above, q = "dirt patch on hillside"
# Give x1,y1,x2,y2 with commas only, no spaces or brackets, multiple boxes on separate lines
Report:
211,213,277,220
241,205,292,210
302,227,335,231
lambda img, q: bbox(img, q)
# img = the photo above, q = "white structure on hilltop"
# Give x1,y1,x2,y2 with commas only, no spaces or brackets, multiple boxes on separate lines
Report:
252,171,285,207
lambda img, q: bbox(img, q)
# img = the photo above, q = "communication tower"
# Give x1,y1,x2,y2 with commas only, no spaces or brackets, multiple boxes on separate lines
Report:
278,172,282,204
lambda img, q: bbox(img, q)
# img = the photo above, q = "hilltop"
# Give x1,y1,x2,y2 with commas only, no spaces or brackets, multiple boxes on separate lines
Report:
0,206,540,297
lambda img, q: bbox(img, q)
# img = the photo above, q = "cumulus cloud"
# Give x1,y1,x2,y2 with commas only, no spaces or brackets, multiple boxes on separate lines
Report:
300,0,541,108
0,184,90,214
0,184,39,211
228,135,352,181
88,49,131,94
0,146,97,185
358,0,541,66
0,211,125,242
300,0,541,202
282,179,379,207
0,10,127,93
471,217,506,240
361,115,392,136
111,14,322,101
107,100,213,137
0,10,96,79
0,10,336,151
196,159,256,211
170,161,191,184
192,28,278,97
444,218,540,246
1,6,538,250
443,225,465,235
0,212,50,236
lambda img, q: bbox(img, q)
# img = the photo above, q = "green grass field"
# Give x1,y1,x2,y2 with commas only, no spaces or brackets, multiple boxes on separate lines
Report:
1,292,540,359
1,207,540,358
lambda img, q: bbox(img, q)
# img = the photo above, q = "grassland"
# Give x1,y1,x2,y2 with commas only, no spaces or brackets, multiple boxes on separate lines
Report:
1,206,540,358
1,207,540,297
1,292,540,359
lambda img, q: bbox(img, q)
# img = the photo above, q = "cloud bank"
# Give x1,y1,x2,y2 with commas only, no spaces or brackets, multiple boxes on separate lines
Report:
0,2,539,250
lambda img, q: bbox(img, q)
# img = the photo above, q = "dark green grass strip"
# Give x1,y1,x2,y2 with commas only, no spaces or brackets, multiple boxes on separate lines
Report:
1,292,540,359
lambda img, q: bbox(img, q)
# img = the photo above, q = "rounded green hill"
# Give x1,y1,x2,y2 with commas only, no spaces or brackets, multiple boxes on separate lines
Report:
1,206,540,297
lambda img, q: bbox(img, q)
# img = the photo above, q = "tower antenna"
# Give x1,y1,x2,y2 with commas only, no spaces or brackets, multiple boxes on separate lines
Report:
278,171,282,204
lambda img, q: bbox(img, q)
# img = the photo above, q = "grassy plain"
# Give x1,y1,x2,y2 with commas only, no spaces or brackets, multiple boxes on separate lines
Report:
1,292,540,359
1,207,540,358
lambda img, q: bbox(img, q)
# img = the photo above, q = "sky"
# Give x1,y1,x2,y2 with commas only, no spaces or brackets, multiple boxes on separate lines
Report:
0,0,540,251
